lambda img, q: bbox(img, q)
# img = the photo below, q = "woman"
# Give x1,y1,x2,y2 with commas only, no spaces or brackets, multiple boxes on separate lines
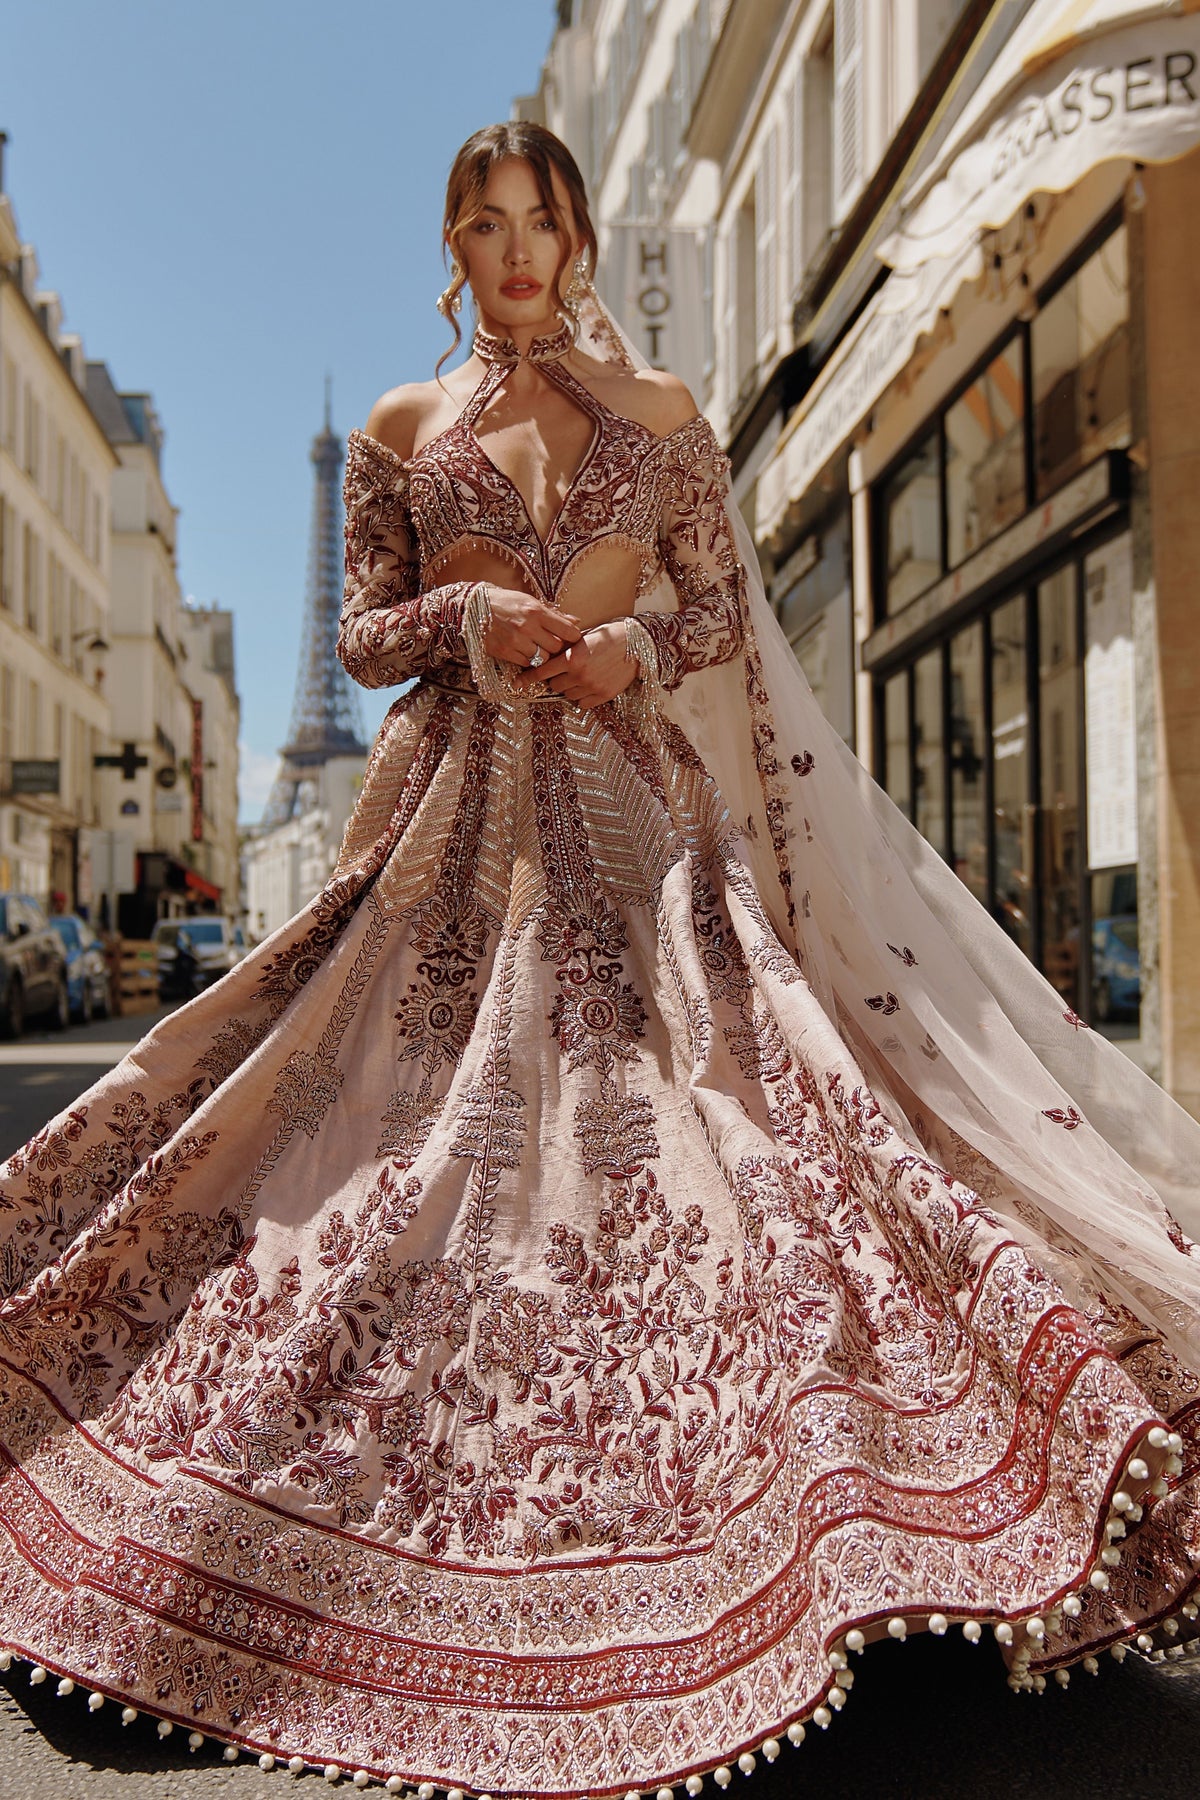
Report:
0,122,1198,1795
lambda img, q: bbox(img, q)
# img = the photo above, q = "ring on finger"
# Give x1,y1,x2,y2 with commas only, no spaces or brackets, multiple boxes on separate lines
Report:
529,645,546,669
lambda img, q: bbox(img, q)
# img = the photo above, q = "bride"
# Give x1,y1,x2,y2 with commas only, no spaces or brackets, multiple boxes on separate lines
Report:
1,121,1198,1795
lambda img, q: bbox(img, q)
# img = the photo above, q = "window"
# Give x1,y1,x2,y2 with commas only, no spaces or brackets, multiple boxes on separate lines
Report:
990,593,1031,958
22,522,40,635
945,338,1026,567
0,497,11,611
1033,225,1129,498
731,192,758,406
949,621,986,906
1038,566,1082,1013
833,0,863,217
883,670,910,818
881,432,940,614
755,126,779,358
913,646,945,857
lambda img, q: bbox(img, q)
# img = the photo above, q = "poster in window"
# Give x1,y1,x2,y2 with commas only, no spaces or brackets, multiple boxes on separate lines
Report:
1083,533,1137,871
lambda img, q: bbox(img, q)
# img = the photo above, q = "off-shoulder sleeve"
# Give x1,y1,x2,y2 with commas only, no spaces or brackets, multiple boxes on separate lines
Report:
337,430,476,689
634,418,746,692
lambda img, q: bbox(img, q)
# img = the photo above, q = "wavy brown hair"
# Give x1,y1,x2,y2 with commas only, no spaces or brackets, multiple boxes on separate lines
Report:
437,123,598,374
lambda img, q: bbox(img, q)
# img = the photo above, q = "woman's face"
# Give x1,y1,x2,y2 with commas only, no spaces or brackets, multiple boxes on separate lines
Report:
459,156,580,334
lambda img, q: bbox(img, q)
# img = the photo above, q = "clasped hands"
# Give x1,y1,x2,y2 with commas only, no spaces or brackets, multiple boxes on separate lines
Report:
481,586,638,709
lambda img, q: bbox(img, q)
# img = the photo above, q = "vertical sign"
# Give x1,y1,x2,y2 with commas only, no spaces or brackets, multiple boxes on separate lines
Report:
191,698,204,843
1083,533,1138,870
599,225,709,403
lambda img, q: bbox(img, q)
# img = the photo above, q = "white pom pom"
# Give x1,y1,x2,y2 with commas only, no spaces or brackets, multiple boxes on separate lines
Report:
994,1623,1013,1645
1112,1491,1133,1513
157,1720,174,1738
28,1666,46,1685
813,1706,832,1729
1055,1669,1070,1687
887,1617,907,1640
224,1746,240,1763
1149,1428,1170,1449
189,1732,205,1752
786,1722,806,1745
1063,1595,1083,1617
121,1704,137,1722
761,1739,780,1762
845,1629,865,1654
353,1776,371,1791
963,1620,982,1642
1090,1569,1110,1590
1025,1617,1045,1639
1127,1458,1150,1482
1111,1642,1128,1662
87,1692,105,1712
686,1777,704,1795
737,1754,755,1775
323,1768,341,1786
928,1613,948,1636
260,1754,277,1772
1083,1656,1099,1674
713,1767,732,1788
58,1679,76,1698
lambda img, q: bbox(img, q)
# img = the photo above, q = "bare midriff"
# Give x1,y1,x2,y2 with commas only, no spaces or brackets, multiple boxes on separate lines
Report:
431,541,647,635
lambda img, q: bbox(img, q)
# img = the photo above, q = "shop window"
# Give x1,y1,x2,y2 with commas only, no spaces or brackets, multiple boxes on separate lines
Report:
778,505,854,742
882,432,940,615
1038,566,1082,1014
945,339,1026,567
913,647,946,857
949,621,987,907
883,671,910,819
990,594,1031,957
1083,534,1138,1036
1032,225,1129,499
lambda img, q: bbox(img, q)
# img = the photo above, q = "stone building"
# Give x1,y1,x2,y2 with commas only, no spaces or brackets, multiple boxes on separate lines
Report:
0,153,114,908
520,0,1200,1114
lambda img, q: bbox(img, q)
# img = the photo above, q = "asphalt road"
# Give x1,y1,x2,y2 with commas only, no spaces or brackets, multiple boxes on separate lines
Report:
3,1014,1200,1796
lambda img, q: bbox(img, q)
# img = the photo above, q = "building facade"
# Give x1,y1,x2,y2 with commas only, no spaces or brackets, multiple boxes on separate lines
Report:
85,363,241,935
0,177,115,909
243,755,363,942
521,0,1200,1114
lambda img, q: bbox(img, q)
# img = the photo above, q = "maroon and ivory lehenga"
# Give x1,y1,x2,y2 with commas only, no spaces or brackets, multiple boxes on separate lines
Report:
2,306,1200,1795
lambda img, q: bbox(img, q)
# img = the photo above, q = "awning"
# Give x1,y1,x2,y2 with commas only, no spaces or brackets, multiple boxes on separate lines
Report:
880,0,1200,274
759,0,1200,542
758,241,982,540
184,868,222,904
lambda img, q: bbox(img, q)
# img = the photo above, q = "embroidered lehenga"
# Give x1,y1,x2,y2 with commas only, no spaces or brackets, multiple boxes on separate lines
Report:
1,313,1199,1795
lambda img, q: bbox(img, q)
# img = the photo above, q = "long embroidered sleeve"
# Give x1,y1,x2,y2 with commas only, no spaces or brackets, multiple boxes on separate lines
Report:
635,420,746,692
338,430,475,690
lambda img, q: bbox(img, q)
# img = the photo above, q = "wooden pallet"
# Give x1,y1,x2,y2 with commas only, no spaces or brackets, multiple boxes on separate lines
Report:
118,940,159,1013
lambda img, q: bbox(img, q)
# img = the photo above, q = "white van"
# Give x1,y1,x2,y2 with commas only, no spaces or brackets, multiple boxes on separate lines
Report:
152,916,248,995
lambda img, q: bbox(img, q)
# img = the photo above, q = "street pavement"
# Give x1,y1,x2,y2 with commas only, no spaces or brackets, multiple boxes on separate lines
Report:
2,1014,1200,1795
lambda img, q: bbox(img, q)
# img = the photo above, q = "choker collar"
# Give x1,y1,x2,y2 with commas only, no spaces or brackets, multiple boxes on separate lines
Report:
472,317,574,366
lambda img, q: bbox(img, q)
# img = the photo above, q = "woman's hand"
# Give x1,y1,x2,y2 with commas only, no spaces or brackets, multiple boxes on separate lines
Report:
481,586,583,667
514,620,638,709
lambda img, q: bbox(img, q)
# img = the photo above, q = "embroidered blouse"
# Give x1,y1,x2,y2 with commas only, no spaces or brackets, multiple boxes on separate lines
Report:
337,319,746,695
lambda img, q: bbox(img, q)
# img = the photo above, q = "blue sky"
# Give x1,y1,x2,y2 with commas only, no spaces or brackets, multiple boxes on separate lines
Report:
2,1,557,818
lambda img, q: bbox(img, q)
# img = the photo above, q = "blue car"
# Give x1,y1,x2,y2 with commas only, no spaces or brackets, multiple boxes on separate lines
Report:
1091,914,1140,1022
47,914,110,1024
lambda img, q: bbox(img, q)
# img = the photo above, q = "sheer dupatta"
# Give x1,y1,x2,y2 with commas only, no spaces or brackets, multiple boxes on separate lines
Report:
572,281,1200,1364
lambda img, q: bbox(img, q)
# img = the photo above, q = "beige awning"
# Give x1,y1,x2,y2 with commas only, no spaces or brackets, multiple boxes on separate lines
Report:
880,0,1200,273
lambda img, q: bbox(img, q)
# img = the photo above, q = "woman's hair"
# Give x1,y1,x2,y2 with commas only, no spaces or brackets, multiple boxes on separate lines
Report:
437,122,598,372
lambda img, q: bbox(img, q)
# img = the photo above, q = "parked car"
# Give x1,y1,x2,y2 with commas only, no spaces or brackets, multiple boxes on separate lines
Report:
47,913,110,1024
152,916,248,998
0,894,69,1037
1092,913,1140,1021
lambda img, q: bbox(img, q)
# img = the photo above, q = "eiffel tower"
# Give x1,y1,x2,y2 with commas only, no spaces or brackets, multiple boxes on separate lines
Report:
261,383,368,828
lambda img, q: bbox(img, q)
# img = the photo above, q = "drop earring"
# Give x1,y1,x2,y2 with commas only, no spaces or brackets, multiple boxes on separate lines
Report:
563,255,590,319
436,268,464,319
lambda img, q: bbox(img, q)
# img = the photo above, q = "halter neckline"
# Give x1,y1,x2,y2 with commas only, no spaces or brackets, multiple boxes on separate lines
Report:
471,317,575,367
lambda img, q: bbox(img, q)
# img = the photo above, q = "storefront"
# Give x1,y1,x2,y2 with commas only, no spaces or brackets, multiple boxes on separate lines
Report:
755,0,1200,1105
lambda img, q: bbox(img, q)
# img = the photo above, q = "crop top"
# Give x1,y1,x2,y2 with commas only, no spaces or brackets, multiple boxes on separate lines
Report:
336,317,746,696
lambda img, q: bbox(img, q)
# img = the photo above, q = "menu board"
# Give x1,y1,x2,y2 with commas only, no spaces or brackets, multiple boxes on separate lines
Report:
1083,533,1138,871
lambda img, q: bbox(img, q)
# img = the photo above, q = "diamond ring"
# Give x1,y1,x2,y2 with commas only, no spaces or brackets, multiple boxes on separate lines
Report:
529,646,546,669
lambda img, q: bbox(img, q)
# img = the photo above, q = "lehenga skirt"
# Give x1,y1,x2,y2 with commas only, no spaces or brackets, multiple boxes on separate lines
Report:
0,679,1197,1794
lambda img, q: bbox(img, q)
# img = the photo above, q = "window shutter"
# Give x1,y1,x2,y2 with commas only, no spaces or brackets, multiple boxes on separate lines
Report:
755,125,778,356
833,0,864,217
785,68,804,298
